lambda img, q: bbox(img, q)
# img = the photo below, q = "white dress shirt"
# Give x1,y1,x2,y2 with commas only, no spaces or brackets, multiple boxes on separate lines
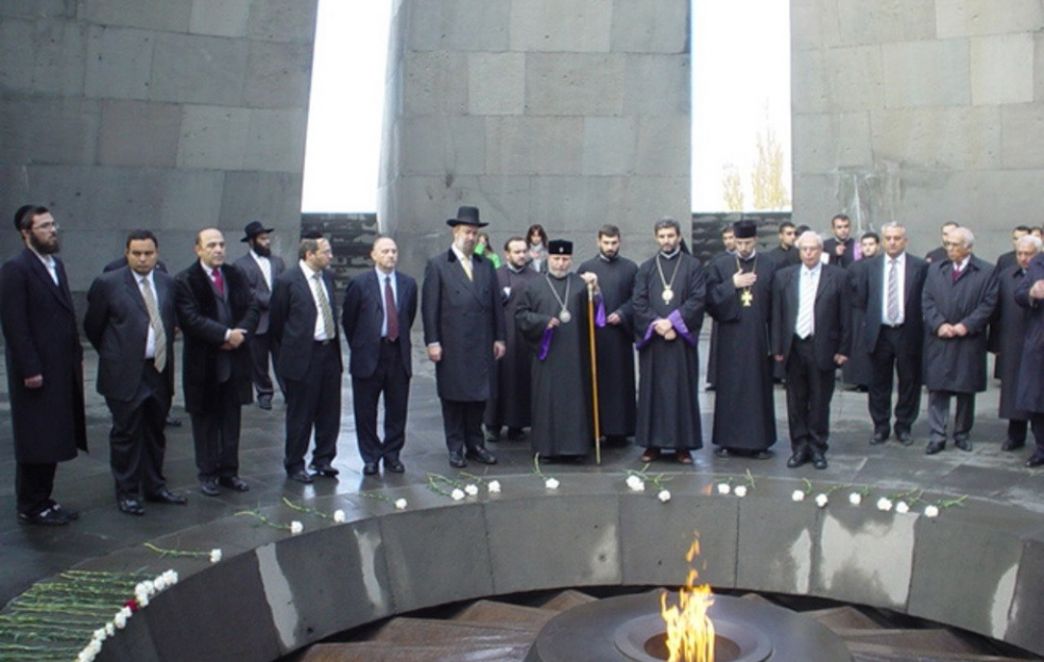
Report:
796,264,821,338
300,260,331,341
881,252,906,326
136,270,158,359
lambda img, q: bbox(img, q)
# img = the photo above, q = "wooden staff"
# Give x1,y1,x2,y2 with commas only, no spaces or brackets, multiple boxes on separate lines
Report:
587,281,601,465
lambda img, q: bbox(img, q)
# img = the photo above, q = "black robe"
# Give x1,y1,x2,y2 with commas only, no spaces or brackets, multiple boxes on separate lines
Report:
841,259,873,388
633,252,706,450
704,250,732,387
1015,253,1044,413
485,265,540,430
988,265,1031,420
706,252,777,451
516,273,597,457
578,254,638,438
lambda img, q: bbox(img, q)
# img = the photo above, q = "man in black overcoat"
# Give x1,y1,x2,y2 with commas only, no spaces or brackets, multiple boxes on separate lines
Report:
234,221,286,410
924,221,957,264
922,227,999,455
1015,250,1044,467
1,206,86,525
174,228,258,495
823,214,858,267
422,206,506,468
767,220,800,269
994,225,1030,274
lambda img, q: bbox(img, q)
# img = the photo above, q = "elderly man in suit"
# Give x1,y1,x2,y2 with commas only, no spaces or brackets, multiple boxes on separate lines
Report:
922,227,999,455
85,230,185,515
342,236,417,476
174,228,258,496
772,231,850,470
1015,249,1044,467
234,221,286,410
269,233,342,483
1,205,86,525
850,222,928,446
422,206,506,468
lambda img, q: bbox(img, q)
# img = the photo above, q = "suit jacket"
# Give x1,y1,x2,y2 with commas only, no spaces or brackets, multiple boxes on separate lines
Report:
84,266,176,402
269,264,343,382
174,261,258,413
342,269,417,379
0,248,87,462
772,263,851,371
1014,253,1044,413
234,252,285,335
995,251,1017,274
853,253,928,353
823,237,856,268
421,248,506,401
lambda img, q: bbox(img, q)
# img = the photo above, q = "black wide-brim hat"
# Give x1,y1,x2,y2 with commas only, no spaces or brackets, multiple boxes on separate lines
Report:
445,205,487,228
241,220,275,242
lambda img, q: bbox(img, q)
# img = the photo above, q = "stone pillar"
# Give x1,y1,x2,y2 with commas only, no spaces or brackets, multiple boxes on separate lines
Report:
0,0,317,291
380,0,691,275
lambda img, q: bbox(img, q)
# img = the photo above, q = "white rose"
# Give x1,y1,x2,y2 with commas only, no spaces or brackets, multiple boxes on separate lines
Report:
165,570,179,585
876,497,893,512
143,580,155,596
791,490,805,502
290,520,304,535
848,493,862,506
333,509,346,523
487,480,501,494
716,483,731,495
895,501,909,514
545,477,560,490
451,488,466,501
657,489,672,503
105,622,115,637
627,475,646,492
154,576,167,592
210,549,222,563
733,485,747,497
814,493,829,508
924,505,940,518
114,611,128,629
465,483,479,496
136,593,149,608
394,498,408,510
93,628,106,642
120,606,132,619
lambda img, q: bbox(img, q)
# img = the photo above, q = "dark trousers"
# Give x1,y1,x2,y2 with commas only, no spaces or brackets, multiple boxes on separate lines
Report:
15,462,57,515
1008,418,1028,444
868,326,921,435
785,336,835,455
106,362,170,499
189,380,242,481
1031,413,1044,453
248,332,284,398
441,399,486,455
927,390,975,444
352,339,410,464
284,341,341,473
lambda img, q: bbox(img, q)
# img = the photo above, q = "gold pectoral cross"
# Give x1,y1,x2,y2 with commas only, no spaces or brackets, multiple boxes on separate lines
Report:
740,289,754,307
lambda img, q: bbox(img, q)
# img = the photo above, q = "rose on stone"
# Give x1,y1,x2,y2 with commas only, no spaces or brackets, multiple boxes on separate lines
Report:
451,488,466,501
395,498,408,510
657,489,672,503
487,480,502,494
733,485,748,497
791,490,805,502
465,483,479,496
210,549,222,564
544,477,560,490
290,520,304,535
333,509,346,523
716,482,731,495
848,493,862,506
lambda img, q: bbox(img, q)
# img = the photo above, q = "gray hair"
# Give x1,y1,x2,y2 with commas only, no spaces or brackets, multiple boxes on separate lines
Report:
796,230,823,249
879,221,907,237
1016,234,1042,252
950,226,974,248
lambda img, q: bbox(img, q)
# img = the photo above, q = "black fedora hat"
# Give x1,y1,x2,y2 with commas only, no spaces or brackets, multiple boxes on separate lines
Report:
241,220,274,242
445,205,487,228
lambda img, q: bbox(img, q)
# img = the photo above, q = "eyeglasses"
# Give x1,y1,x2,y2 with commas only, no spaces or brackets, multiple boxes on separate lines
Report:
33,222,59,231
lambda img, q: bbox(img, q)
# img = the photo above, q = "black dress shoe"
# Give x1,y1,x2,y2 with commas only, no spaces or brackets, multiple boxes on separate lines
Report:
49,502,79,521
18,505,72,526
786,451,810,468
925,440,946,455
811,453,828,470
145,489,188,505
363,462,379,476
870,430,888,445
309,463,340,478
118,497,145,516
954,438,972,452
384,458,405,474
1026,453,1044,468
257,395,273,411
165,416,182,428
218,476,250,492
895,429,913,446
288,470,314,484
199,479,220,497
466,447,497,465
448,451,467,468
713,447,731,458
1001,438,1025,452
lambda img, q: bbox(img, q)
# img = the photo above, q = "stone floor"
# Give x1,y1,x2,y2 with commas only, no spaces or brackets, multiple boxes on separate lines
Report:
1,331,1040,607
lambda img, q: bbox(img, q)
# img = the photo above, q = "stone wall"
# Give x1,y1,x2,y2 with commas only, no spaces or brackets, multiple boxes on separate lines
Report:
790,0,1044,260
0,0,317,291
380,0,692,276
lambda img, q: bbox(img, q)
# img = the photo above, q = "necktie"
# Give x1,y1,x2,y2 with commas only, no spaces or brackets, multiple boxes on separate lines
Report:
140,278,167,372
951,265,961,283
313,273,335,339
212,267,224,296
797,270,814,339
886,259,900,324
384,275,399,341
461,256,473,281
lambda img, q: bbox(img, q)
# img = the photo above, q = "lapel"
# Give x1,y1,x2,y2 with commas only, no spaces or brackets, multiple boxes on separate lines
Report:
122,268,148,314
24,249,73,313
814,267,826,302
293,267,318,321
447,249,482,302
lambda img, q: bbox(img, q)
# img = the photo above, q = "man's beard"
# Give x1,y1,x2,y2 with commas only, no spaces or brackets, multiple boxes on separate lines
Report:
600,249,618,260
251,241,271,257
30,234,59,255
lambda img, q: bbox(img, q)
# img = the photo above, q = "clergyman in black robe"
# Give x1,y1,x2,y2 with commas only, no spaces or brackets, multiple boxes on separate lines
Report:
484,237,540,442
840,232,880,390
577,225,638,443
706,220,777,458
633,218,706,464
516,240,604,459
704,226,736,390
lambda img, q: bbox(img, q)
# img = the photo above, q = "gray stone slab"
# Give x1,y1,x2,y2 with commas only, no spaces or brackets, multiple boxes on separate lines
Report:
869,106,1002,171
936,0,1044,38
619,492,738,588
242,40,313,109
485,117,584,176
485,495,621,593
622,54,689,116
1006,537,1044,655
243,108,308,173
736,495,818,595
813,505,915,610
582,117,636,176
467,52,525,116
379,503,494,612
610,0,688,54
791,48,829,114
969,33,1034,105
882,39,971,108
157,169,226,230
0,17,86,96
790,0,841,51
220,171,304,232
509,0,613,53
1001,104,1044,169
836,0,935,45
189,0,250,38
79,0,191,32
84,25,154,100
402,51,469,116
398,115,486,176
0,96,100,166
149,32,249,107
177,104,251,170
528,176,618,231
524,53,626,116
407,0,511,52
825,45,886,112
0,0,76,18
247,0,319,44
98,99,181,167
633,114,689,176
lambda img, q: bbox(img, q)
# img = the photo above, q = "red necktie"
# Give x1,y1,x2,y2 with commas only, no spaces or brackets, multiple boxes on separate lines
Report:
951,265,961,283
384,276,399,341
212,267,225,296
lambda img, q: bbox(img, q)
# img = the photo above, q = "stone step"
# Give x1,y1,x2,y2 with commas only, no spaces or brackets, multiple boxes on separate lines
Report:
540,589,598,612
370,616,536,646
298,641,529,661
839,628,981,654
807,605,885,631
452,599,559,629
849,641,1027,662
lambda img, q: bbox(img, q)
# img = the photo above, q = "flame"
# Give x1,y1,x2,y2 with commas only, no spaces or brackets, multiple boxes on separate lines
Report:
660,537,715,662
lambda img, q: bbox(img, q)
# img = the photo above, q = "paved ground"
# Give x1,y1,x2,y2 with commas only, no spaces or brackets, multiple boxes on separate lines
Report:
1,331,1040,607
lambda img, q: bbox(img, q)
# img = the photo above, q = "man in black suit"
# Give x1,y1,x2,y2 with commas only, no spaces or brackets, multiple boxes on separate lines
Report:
1,206,87,525
851,222,928,446
823,214,857,267
772,231,850,470
1015,250,1044,467
174,228,258,496
767,220,800,269
422,206,506,468
925,221,958,264
342,236,417,476
269,234,342,483
234,221,286,410
84,230,186,515
995,225,1031,273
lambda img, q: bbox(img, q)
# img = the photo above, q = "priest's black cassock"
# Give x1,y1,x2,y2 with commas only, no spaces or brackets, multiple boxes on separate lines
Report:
706,251,777,452
484,264,540,434
841,258,873,389
516,273,603,457
577,253,638,438
988,264,1033,425
633,251,706,451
